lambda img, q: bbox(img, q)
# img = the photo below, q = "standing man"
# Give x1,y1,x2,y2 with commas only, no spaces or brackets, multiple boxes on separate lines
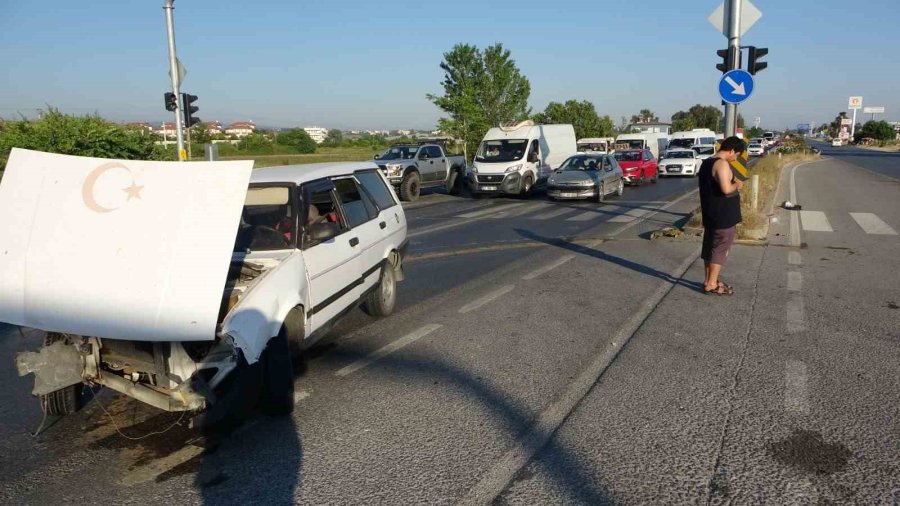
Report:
698,136,745,295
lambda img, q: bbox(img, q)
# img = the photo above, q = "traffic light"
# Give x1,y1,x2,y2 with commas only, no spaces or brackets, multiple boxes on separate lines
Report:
747,46,768,75
715,46,740,73
181,93,199,127
164,92,177,112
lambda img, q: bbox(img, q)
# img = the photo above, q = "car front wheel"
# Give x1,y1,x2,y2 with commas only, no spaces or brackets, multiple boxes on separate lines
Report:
363,262,397,317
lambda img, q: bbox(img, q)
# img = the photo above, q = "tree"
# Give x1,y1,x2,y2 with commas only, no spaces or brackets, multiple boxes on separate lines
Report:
427,43,531,161
275,128,316,154
630,109,658,124
0,108,168,172
533,100,614,139
670,104,722,132
746,126,764,139
190,122,213,146
323,129,343,147
857,120,895,141
238,132,275,154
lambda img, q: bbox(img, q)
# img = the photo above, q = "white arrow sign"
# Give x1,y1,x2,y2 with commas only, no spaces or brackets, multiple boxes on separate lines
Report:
168,58,187,84
709,0,762,37
724,76,746,95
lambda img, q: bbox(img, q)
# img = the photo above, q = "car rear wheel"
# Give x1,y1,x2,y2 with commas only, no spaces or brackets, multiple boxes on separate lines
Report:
446,170,460,195
400,171,420,201
362,262,397,317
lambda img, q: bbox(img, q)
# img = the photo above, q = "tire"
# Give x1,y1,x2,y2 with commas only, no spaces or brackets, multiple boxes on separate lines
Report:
520,175,534,198
651,170,658,183
260,330,295,416
39,333,81,416
446,169,460,195
283,307,305,357
638,171,646,185
400,171,421,201
615,178,624,197
362,262,397,317
597,182,606,204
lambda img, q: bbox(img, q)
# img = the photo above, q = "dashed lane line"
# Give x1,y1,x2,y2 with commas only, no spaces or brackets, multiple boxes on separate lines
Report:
608,207,652,223
787,296,806,333
788,251,802,266
784,359,810,416
787,271,802,292
521,255,575,281
566,210,603,222
457,203,522,219
458,285,516,314
530,207,574,220
335,324,443,378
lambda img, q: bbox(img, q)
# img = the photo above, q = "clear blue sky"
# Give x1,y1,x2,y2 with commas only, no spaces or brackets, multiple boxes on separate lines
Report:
2,0,898,131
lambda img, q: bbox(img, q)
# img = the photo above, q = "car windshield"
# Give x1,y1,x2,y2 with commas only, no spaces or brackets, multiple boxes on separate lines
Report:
692,146,715,155
613,151,642,162
475,139,528,163
559,155,603,171
376,146,417,160
668,138,695,149
749,143,761,148
615,140,645,150
233,186,294,252
667,151,695,159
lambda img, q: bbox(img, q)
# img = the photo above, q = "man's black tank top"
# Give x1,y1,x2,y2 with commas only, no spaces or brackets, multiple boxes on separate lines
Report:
698,156,742,229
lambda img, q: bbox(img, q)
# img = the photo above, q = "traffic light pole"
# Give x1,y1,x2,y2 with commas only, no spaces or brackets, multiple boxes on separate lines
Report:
163,0,186,161
723,0,742,138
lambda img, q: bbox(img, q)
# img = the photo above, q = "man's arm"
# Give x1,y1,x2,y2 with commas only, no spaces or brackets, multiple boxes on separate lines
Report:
712,158,744,194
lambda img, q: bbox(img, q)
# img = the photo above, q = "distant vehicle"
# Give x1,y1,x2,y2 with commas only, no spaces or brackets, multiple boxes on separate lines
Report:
612,149,658,185
577,137,616,154
666,129,718,153
546,153,624,203
831,138,842,147
747,142,765,156
614,132,670,160
658,149,702,177
763,131,776,144
691,144,716,160
374,143,466,201
469,122,576,197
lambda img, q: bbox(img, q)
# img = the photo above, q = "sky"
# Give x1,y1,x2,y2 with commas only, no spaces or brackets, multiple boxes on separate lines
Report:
2,0,898,131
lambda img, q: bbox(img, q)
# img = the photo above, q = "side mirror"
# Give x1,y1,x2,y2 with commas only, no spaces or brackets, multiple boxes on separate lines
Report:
308,222,341,242
373,154,379,159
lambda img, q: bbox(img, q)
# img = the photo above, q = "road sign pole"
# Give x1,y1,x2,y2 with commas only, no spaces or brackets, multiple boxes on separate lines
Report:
163,0,186,161
723,0,742,138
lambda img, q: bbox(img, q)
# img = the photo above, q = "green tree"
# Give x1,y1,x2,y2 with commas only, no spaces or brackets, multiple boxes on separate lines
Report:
670,111,695,132
427,42,531,161
670,104,723,132
275,128,316,154
238,132,275,154
630,109,658,124
533,100,614,139
0,108,167,172
323,129,344,147
857,120,895,141
189,122,213,146
746,126,765,139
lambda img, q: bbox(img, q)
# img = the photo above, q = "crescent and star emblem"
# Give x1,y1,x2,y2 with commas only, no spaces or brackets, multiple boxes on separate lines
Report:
81,162,144,213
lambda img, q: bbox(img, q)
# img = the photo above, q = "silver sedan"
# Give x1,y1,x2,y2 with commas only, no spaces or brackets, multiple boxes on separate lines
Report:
546,154,624,203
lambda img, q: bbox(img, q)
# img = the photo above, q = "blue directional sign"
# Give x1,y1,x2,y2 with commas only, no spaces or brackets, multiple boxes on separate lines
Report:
718,69,755,104
796,123,811,132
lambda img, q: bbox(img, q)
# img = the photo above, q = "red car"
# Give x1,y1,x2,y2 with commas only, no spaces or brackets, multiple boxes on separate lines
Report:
613,149,658,185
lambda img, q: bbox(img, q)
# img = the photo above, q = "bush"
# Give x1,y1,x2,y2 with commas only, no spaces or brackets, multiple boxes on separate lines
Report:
237,132,275,154
275,129,317,154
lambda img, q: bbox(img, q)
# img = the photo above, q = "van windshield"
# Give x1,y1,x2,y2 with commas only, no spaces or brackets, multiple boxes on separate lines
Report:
615,140,645,150
668,138,695,149
475,139,528,163
578,143,608,152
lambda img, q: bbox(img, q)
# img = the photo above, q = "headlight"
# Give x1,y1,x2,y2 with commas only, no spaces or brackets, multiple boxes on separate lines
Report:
505,164,522,173
386,164,403,176
471,166,478,174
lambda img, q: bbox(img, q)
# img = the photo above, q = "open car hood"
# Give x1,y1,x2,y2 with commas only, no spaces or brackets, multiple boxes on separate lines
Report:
0,149,253,342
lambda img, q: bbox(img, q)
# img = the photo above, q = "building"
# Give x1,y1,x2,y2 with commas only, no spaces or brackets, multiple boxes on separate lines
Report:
303,126,329,144
204,121,224,135
225,121,256,138
627,122,671,134
156,122,180,138
125,122,153,135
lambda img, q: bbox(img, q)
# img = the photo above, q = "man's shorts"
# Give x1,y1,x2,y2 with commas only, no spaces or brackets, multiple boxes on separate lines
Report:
701,226,737,265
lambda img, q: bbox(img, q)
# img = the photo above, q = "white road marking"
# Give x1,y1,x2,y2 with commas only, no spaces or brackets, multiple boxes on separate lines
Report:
566,210,601,222
787,271,802,292
784,359,810,415
799,211,833,232
608,207,652,223
531,207,574,220
849,212,898,235
610,189,698,237
335,324,442,377
458,285,516,314
521,255,575,280
294,390,312,404
457,203,522,219
501,201,547,218
787,296,806,333
788,251,802,266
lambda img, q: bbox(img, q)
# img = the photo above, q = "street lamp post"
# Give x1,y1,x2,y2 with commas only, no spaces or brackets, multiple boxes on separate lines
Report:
163,0,185,161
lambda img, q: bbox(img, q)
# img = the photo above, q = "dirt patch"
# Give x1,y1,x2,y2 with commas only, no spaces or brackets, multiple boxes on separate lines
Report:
767,429,852,475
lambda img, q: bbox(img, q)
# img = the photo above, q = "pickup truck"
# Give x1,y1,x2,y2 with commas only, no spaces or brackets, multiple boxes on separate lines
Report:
374,144,466,201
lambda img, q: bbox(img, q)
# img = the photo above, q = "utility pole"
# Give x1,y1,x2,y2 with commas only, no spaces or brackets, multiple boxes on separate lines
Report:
723,0,742,138
163,0,186,161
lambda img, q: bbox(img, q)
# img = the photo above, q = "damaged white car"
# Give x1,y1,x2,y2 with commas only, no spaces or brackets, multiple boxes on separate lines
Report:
2,149,407,427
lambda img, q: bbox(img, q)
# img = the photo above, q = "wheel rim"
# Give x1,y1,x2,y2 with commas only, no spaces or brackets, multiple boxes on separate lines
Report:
618,180,624,194
524,178,532,192
381,269,396,308
599,183,605,201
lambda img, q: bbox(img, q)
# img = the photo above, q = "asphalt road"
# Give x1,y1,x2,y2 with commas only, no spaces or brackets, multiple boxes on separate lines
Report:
1,153,897,504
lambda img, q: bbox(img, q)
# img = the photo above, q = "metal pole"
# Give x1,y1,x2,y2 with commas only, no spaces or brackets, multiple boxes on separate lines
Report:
751,174,759,212
850,107,858,141
163,0,185,161
723,0,742,138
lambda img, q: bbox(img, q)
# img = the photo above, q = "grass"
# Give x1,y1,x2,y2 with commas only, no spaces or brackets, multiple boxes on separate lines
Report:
211,146,382,168
736,151,819,239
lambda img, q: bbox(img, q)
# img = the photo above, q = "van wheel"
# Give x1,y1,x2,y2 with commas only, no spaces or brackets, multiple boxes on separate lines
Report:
260,329,295,416
39,333,81,416
520,175,534,198
446,170,460,195
400,171,420,201
362,262,397,317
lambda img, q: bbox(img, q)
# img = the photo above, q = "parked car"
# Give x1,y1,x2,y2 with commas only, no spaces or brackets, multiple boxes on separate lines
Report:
374,143,466,201
546,153,624,203
469,122,576,197
612,149,658,185
4,149,408,426
658,149,702,177
747,142,765,156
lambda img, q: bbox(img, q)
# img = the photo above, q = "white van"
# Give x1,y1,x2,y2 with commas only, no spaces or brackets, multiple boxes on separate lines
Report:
469,122,576,197
4,149,407,426
577,137,616,154
614,132,670,160
666,129,718,153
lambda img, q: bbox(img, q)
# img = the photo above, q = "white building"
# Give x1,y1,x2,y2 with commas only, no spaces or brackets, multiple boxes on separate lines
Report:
156,122,180,138
225,121,256,138
303,127,329,144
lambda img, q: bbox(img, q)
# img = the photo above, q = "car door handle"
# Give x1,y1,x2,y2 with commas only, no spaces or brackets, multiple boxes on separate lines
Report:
379,221,386,229
349,237,359,247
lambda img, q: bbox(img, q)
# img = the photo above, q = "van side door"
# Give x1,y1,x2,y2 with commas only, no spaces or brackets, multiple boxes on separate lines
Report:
526,139,544,180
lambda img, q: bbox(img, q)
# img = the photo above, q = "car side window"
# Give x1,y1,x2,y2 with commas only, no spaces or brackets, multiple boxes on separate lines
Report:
418,148,429,159
603,156,612,170
301,182,346,249
355,170,398,210
334,177,376,228
427,146,443,158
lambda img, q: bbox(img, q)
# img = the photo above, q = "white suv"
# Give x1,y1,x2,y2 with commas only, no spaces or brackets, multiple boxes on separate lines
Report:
3,150,407,427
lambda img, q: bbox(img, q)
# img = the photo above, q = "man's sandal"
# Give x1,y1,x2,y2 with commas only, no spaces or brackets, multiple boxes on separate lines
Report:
704,283,734,296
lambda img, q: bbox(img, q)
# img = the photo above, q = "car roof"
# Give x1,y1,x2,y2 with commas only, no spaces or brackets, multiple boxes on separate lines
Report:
250,161,381,185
